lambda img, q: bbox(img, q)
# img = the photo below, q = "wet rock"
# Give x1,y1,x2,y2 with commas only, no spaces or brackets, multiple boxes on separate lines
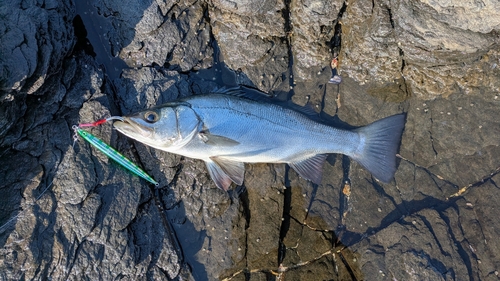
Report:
2,0,500,280
0,0,74,141
0,0,74,94
0,53,185,280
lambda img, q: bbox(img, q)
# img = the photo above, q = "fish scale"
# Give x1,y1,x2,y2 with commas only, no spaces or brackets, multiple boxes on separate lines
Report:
113,88,405,190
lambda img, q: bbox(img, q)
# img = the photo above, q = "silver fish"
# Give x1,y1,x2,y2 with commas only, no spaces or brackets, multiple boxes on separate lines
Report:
114,88,405,190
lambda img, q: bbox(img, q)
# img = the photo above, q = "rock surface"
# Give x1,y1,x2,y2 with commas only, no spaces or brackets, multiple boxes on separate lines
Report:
1,0,499,280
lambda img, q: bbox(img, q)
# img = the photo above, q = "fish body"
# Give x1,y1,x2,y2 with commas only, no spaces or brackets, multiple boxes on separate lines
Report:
114,88,405,190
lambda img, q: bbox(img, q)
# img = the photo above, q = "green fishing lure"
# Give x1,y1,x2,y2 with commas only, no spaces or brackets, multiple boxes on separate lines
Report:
73,125,159,186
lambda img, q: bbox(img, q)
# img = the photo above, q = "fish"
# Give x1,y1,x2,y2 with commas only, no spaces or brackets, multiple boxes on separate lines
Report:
113,88,405,190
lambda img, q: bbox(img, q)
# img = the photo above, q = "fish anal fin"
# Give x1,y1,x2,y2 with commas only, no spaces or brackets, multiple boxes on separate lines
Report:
289,154,327,184
199,131,240,147
210,156,245,186
205,160,233,191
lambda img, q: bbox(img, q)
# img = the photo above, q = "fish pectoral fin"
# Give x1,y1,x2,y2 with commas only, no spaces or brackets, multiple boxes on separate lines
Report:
205,160,233,191
210,156,245,186
199,131,240,147
289,154,327,184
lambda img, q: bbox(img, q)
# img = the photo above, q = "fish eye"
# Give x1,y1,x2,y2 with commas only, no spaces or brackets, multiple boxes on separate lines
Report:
144,111,159,123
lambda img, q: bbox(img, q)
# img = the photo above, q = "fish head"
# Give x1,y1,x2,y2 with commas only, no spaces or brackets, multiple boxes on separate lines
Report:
113,104,201,150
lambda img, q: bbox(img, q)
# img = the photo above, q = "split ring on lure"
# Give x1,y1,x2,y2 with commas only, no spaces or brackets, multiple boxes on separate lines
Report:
72,123,159,186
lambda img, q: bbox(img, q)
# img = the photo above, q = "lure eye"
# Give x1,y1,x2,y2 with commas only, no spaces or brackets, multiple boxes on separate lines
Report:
144,111,159,123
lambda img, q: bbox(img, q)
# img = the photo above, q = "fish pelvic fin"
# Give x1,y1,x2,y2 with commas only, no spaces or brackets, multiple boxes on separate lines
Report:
289,154,328,184
205,157,245,190
351,114,406,183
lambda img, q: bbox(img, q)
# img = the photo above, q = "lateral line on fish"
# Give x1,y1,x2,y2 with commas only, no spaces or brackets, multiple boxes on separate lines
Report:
194,104,312,132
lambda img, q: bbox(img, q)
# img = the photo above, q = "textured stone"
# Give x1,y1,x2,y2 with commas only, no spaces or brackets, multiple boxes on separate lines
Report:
209,0,289,92
0,0,74,93
1,0,500,280
340,0,500,100
291,0,344,81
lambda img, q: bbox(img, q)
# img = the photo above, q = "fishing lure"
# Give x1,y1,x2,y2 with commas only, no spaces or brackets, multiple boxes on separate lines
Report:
73,121,159,186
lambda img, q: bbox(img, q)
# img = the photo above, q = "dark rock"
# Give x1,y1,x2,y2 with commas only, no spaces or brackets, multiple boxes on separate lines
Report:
0,53,185,279
0,0,74,93
1,0,500,280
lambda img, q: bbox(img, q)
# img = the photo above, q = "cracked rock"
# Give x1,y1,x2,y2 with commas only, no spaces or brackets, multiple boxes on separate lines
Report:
1,0,500,280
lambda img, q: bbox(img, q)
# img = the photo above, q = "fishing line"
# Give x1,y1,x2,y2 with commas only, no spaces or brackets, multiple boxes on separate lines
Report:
0,175,56,234
1,117,157,234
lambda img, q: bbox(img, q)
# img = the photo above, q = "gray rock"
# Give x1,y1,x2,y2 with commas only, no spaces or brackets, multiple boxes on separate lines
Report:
209,0,289,92
0,0,74,142
0,54,185,280
0,0,74,93
340,0,500,99
291,0,344,81
1,0,500,280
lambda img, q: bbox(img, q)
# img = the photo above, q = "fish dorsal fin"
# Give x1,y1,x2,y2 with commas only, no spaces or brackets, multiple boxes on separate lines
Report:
212,86,274,103
199,131,240,147
288,154,328,184
213,86,321,119
205,159,233,191
210,156,245,186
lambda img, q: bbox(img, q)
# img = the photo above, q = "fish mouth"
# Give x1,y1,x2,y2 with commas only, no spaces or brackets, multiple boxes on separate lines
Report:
113,117,153,139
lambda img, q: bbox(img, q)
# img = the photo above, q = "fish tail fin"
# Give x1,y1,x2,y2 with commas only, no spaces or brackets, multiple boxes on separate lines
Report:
351,114,406,183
